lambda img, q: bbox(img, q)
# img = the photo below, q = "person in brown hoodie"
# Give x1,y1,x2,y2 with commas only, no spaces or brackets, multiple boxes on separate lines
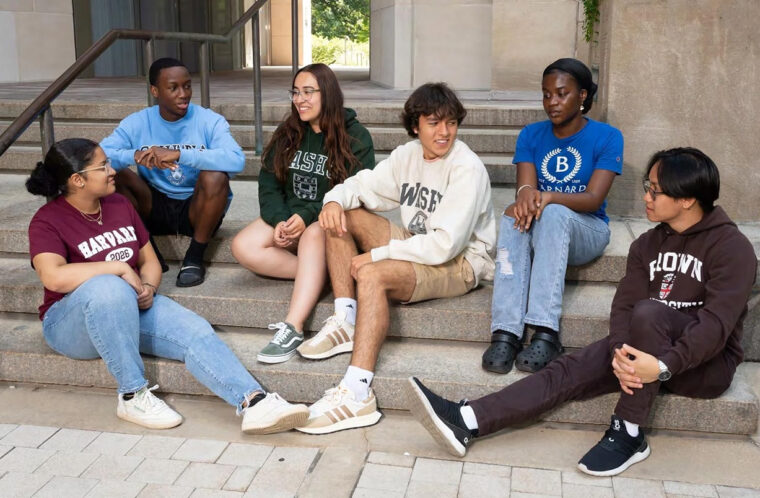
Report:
405,147,757,477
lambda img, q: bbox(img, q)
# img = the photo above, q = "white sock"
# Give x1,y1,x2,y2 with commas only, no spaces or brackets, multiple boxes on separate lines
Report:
335,298,357,325
623,420,639,437
343,365,373,401
460,405,479,431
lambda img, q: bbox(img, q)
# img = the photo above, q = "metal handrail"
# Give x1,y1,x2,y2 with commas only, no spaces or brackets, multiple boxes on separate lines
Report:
0,0,297,158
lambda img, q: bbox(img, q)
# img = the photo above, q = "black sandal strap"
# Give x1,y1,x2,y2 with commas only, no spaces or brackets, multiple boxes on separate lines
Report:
491,331,521,348
531,330,562,350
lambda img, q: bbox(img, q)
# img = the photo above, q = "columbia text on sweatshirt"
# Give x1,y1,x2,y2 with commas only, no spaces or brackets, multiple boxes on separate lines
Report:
608,206,757,375
323,139,496,285
101,103,245,200
258,108,375,227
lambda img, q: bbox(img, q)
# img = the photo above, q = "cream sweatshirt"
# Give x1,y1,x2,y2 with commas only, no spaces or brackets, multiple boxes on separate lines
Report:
322,139,496,284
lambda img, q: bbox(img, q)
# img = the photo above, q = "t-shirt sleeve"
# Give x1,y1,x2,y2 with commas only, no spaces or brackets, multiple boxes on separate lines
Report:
28,214,66,266
512,125,535,164
594,127,624,175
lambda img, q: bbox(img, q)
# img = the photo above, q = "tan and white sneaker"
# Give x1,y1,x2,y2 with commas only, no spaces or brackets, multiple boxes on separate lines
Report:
117,385,183,429
296,382,382,434
297,311,355,360
241,392,309,434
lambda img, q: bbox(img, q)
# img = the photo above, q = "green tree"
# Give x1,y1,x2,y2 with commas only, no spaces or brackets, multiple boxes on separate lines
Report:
312,0,369,43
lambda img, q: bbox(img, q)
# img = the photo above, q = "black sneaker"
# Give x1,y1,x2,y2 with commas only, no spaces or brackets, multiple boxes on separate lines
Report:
578,415,651,476
406,377,475,457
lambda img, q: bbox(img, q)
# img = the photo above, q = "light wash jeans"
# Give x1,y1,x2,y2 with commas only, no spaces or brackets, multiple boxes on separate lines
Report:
490,204,610,338
42,274,262,411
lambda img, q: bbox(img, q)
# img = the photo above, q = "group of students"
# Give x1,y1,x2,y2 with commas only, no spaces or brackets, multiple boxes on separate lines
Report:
25,56,756,477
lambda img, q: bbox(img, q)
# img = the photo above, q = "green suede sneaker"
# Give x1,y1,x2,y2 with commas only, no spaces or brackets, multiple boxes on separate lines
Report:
257,322,304,364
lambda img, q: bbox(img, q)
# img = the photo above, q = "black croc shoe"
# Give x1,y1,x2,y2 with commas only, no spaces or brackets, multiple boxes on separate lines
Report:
482,331,522,374
515,329,563,373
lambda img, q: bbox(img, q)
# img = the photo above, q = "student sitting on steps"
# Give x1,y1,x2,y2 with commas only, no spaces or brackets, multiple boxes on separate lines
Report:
482,58,624,375
295,82,496,435
230,63,375,364
406,147,756,476
26,138,308,434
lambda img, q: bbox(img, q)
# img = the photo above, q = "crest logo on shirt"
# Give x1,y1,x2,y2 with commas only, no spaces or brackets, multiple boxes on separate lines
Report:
408,210,428,234
293,173,318,200
167,167,186,186
540,147,582,183
659,273,676,300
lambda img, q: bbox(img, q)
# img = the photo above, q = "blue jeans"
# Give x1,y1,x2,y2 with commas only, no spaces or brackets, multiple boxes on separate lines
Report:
490,204,610,338
42,274,262,412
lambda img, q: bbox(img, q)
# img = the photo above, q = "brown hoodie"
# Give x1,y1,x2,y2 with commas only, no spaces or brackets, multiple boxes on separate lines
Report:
608,206,756,375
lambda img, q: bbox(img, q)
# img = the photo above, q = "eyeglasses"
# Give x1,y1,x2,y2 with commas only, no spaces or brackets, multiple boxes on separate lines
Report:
642,179,665,199
288,88,320,101
76,159,111,175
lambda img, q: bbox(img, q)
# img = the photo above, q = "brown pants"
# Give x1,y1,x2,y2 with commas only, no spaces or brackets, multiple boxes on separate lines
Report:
469,300,738,435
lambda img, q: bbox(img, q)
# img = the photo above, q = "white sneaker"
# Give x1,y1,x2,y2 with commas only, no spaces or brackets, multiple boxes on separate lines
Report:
297,311,355,360
117,385,183,429
241,392,310,435
296,382,382,435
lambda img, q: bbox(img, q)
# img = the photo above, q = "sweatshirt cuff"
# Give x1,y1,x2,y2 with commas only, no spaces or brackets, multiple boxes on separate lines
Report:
371,245,391,262
658,351,684,376
114,149,138,170
179,149,197,168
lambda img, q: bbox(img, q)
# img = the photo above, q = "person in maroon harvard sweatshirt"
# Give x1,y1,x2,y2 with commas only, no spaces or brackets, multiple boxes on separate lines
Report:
405,147,757,477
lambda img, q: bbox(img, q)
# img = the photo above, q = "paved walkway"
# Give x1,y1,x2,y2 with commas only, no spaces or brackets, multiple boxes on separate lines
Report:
1,382,759,497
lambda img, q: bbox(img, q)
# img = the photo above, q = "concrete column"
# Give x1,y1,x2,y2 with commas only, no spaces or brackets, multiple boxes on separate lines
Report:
269,0,311,66
0,0,76,83
598,0,760,221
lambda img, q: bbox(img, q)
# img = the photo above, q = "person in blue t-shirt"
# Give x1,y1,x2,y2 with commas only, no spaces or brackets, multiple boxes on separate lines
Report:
101,58,245,287
482,58,624,374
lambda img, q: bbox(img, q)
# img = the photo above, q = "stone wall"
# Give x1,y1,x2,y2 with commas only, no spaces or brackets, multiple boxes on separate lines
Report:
0,0,75,83
598,0,760,221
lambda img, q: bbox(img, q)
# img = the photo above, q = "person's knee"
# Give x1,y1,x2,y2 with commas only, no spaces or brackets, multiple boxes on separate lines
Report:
300,223,325,246
628,299,669,347
78,275,135,306
356,263,386,290
197,171,230,197
231,232,266,270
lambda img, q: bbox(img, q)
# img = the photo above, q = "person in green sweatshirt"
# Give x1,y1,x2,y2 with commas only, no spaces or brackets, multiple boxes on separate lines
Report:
231,63,375,364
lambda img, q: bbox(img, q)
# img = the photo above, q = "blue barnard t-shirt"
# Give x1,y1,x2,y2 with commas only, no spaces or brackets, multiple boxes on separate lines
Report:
513,118,623,223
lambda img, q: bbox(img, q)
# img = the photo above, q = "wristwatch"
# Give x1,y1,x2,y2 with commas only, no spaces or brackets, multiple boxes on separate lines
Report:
657,360,672,381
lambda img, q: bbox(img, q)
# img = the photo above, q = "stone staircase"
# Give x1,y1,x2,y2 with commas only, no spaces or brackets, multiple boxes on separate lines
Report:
0,99,759,436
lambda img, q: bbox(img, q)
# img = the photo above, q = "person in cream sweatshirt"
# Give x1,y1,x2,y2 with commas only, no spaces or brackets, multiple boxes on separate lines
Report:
294,83,496,436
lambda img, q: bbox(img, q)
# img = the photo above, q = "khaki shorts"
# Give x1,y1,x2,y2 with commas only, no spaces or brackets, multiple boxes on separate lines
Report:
389,222,476,303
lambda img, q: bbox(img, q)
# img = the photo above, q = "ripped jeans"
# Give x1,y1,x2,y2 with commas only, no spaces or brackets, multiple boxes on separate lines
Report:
490,204,610,338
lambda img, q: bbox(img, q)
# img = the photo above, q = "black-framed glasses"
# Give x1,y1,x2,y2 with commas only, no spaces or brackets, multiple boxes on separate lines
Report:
288,88,320,101
642,179,664,199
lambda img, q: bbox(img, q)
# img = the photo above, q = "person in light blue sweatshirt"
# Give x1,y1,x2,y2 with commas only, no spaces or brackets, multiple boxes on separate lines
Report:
101,57,245,287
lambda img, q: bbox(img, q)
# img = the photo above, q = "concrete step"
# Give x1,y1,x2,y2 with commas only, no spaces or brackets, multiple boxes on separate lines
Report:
0,100,546,127
0,312,756,435
0,145,517,185
0,120,521,155
0,257,616,348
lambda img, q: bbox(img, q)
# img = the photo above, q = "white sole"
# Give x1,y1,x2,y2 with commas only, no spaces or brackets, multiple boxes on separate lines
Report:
577,444,651,477
242,408,310,435
405,377,466,457
257,349,299,364
295,410,382,434
117,410,183,430
297,341,353,360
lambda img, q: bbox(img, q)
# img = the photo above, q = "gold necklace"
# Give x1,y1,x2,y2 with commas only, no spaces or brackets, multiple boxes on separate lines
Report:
75,201,103,225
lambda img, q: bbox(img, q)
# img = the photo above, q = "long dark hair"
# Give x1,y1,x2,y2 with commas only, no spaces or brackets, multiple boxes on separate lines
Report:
25,138,99,198
263,63,359,186
543,58,597,114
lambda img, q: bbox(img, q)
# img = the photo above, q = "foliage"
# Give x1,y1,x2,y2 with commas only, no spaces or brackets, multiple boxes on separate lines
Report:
312,0,370,43
311,36,341,65
582,0,601,42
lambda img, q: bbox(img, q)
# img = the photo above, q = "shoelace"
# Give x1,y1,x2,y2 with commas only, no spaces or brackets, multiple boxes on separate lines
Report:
267,322,292,345
136,384,168,411
314,385,350,411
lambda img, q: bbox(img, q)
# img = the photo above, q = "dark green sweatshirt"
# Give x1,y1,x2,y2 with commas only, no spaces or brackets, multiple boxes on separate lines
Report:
258,108,375,226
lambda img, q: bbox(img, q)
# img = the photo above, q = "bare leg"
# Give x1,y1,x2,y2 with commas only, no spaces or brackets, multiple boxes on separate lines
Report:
231,218,298,279
285,223,327,330
350,259,416,371
114,169,152,219
325,208,393,299
188,171,229,243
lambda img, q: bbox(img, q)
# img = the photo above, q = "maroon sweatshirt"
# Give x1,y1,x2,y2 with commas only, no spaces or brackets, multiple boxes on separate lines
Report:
608,206,756,375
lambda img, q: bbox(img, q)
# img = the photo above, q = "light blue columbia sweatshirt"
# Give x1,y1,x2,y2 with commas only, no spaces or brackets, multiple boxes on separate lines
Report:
101,103,245,200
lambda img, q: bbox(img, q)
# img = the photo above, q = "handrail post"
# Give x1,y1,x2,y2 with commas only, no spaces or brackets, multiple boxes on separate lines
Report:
252,11,263,156
199,41,211,108
291,0,298,76
144,38,155,106
40,106,55,157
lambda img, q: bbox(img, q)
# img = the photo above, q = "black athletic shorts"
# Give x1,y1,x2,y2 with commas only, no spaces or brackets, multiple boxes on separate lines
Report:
146,185,224,237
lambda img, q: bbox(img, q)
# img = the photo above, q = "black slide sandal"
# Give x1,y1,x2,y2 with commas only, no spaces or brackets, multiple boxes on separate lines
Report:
176,264,206,287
